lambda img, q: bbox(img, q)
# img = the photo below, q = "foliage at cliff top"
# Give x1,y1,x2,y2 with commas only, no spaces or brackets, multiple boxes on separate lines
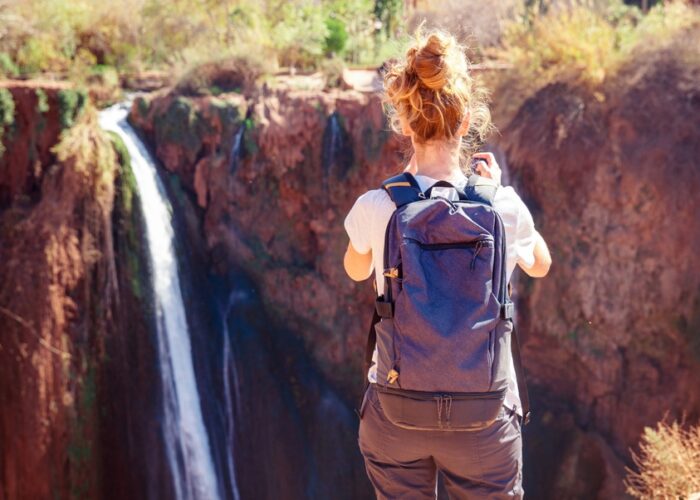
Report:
0,0,400,83
625,419,700,498
0,0,688,104
51,104,118,206
489,1,700,123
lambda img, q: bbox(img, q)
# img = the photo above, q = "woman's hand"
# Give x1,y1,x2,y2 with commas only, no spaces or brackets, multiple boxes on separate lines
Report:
471,152,502,186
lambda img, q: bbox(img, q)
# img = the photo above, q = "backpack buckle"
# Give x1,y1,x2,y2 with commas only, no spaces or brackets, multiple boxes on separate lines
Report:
501,301,514,320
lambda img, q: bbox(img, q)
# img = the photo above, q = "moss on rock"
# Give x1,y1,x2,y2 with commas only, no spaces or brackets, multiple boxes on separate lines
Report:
154,97,203,162
35,88,49,114
0,87,16,157
57,88,88,130
108,130,146,300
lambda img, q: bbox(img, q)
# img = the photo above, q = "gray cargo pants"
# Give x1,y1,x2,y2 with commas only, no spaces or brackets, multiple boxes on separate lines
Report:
358,384,523,499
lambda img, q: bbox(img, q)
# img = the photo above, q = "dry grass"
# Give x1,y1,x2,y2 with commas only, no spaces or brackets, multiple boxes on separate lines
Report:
625,419,700,499
486,0,700,127
173,53,273,96
405,0,523,58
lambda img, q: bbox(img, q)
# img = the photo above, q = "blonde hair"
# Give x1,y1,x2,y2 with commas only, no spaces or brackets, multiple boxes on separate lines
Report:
382,23,493,156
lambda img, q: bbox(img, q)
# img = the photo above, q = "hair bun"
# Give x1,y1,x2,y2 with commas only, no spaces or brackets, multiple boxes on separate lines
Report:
411,34,450,91
381,24,492,146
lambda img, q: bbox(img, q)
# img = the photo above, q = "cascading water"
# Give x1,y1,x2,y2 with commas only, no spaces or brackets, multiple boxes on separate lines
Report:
321,112,341,195
229,126,244,174
99,102,222,500
321,111,353,197
220,290,245,500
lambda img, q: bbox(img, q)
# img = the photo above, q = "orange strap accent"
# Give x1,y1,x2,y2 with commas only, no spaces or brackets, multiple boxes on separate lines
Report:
384,181,412,189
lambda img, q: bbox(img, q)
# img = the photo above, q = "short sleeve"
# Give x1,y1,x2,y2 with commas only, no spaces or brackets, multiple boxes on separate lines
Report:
343,191,373,254
513,192,537,269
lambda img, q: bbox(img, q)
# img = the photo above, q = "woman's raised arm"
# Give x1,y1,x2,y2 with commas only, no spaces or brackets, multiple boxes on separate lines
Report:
518,231,551,278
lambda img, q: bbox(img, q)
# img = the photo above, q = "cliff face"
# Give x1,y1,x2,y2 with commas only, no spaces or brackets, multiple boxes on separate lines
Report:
499,42,700,497
0,82,111,499
130,41,700,496
129,86,406,394
129,85,404,498
0,82,164,499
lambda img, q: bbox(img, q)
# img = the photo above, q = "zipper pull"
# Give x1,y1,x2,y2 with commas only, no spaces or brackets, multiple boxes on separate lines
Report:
383,267,399,279
387,369,399,384
470,240,484,271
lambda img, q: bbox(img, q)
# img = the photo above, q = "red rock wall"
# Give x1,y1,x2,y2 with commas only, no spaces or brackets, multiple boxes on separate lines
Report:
0,82,66,203
500,51,700,496
0,83,165,500
129,85,408,395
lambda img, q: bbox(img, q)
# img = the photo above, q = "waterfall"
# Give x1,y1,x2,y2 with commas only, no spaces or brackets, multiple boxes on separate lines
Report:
99,102,222,500
321,111,353,195
323,112,342,174
229,127,244,174
220,290,247,500
321,112,341,195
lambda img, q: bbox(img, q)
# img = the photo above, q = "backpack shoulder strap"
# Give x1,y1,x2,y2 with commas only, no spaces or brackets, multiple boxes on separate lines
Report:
381,172,424,208
503,261,532,426
359,307,381,412
464,174,499,206
510,320,532,425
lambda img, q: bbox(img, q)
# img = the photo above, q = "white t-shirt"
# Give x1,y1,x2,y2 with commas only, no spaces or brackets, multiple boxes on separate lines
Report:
344,171,538,416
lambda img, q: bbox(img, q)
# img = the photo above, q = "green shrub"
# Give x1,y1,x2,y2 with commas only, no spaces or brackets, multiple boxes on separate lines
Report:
57,89,88,130
16,36,66,75
86,65,120,87
0,88,16,157
267,0,329,69
36,89,50,114
324,17,348,56
0,52,19,78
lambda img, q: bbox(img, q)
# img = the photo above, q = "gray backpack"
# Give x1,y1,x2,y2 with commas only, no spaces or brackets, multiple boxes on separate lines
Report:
363,171,531,430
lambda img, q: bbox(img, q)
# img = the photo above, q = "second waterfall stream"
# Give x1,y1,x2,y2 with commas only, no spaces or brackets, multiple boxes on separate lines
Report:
99,101,238,500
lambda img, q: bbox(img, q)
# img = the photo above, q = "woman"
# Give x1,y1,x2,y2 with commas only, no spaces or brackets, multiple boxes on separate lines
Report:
342,26,552,499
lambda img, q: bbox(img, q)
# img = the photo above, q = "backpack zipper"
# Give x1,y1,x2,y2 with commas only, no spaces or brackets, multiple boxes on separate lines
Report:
405,237,494,270
405,238,493,251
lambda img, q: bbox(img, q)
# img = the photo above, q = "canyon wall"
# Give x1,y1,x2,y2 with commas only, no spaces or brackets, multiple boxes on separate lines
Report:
1,29,698,497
